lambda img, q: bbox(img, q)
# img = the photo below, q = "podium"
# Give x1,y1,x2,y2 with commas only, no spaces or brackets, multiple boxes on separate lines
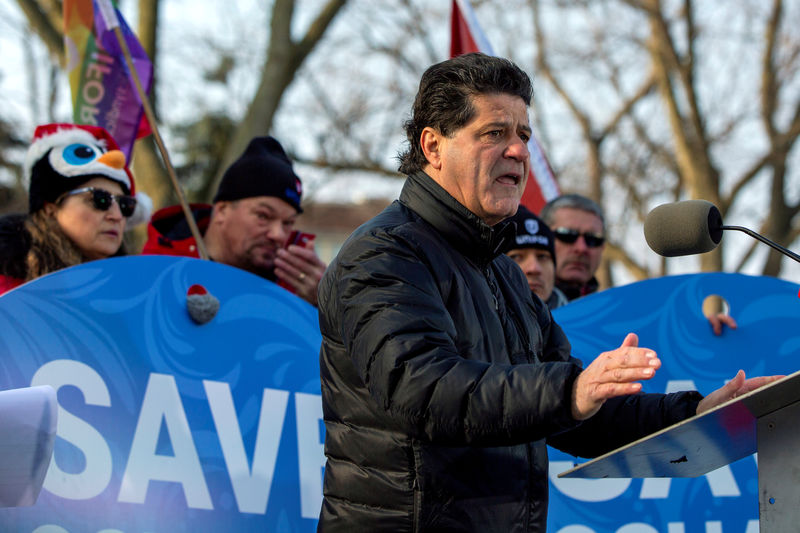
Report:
559,369,800,531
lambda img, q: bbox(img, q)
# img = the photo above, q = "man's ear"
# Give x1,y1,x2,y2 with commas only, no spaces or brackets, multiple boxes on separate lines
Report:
420,127,444,170
42,202,57,217
211,201,229,224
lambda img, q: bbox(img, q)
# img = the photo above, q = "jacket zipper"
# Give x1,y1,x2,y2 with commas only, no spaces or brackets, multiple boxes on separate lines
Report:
485,263,536,530
412,439,422,533
482,265,500,311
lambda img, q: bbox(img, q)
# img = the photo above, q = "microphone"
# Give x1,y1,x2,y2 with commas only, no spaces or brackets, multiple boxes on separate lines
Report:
644,200,722,256
644,200,800,263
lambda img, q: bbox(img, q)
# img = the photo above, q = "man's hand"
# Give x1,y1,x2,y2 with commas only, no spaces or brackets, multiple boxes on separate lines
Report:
571,333,661,421
274,241,327,306
696,370,784,415
707,313,737,336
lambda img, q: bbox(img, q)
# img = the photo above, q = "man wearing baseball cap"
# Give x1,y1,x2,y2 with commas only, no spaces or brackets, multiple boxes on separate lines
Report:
143,136,326,306
502,205,568,310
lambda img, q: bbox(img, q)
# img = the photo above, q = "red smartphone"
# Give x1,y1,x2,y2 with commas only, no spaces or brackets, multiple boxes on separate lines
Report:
278,230,316,293
284,230,315,249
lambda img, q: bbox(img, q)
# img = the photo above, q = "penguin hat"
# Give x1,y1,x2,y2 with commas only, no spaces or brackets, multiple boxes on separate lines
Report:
24,123,152,226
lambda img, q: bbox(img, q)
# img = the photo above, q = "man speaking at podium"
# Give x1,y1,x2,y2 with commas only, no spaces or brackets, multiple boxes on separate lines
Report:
316,53,778,532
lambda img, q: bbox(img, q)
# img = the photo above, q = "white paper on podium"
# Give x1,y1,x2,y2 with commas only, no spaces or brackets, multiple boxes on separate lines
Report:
0,385,57,507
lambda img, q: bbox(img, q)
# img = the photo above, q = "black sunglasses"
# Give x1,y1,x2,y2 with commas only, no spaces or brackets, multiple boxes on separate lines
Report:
552,227,605,248
56,187,137,218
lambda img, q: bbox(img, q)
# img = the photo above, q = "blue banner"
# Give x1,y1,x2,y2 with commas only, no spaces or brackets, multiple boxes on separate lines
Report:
1,257,797,532
0,256,322,532
548,272,800,533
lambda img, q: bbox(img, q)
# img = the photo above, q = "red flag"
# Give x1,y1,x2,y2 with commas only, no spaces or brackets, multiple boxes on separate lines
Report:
450,0,560,213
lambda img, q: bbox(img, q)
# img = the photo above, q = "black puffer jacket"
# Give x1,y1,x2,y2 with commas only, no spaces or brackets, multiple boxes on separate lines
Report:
317,171,701,532
0,213,30,280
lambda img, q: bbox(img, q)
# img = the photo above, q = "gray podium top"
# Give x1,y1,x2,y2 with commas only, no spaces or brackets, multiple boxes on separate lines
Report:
559,369,800,479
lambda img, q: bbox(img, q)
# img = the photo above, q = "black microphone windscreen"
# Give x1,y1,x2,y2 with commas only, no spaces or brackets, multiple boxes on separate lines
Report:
644,200,723,257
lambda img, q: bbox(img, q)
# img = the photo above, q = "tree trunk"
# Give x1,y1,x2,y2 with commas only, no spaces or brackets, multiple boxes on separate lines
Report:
210,0,347,199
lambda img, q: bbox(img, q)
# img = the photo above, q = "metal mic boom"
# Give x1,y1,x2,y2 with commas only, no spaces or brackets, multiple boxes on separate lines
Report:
721,225,800,264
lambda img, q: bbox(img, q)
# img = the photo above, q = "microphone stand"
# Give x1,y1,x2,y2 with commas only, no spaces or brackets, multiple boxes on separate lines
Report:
722,225,800,264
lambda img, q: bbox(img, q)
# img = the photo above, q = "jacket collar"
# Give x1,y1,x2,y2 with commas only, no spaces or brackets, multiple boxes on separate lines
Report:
399,171,515,266
556,276,600,301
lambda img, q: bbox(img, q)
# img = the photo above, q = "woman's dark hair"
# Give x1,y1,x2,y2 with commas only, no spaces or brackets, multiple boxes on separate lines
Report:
25,211,84,280
398,53,533,175
24,210,126,281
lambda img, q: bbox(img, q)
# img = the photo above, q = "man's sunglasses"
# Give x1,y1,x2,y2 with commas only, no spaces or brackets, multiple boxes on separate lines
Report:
552,227,605,248
56,187,137,218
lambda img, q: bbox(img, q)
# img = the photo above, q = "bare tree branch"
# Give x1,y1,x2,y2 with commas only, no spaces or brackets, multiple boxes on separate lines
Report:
15,0,63,63
604,242,650,280
212,0,349,198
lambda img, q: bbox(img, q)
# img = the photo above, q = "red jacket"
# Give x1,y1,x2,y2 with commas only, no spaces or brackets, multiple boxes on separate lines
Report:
0,275,23,296
142,204,212,258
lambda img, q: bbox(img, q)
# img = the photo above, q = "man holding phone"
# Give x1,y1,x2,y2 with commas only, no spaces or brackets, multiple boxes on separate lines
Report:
143,136,326,306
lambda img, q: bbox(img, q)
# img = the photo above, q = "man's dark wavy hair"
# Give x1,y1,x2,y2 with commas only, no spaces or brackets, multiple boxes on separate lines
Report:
398,53,533,175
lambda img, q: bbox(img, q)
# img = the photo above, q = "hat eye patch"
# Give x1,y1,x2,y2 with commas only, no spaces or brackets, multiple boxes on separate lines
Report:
61,143,102,166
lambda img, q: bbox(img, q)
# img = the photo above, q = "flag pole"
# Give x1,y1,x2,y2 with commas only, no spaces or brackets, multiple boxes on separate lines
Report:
95,0,209,260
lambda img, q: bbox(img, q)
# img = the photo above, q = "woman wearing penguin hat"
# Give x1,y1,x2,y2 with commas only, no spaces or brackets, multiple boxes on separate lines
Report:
0,123,152,294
